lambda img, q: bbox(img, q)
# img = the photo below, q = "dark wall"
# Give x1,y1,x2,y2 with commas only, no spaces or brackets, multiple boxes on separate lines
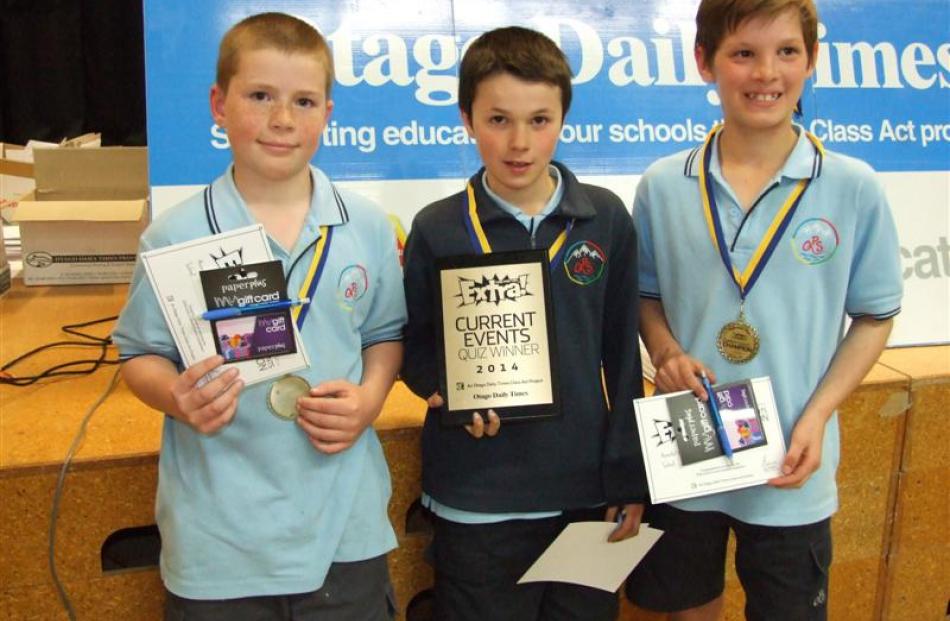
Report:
0,0,146,146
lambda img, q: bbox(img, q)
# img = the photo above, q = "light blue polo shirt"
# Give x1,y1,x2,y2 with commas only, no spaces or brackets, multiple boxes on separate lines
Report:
422,166,565,524
634,126,902,526
113,165,406,598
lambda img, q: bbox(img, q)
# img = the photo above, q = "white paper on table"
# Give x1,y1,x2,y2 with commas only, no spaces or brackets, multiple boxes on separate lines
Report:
517,522,663,593
140,224,310,386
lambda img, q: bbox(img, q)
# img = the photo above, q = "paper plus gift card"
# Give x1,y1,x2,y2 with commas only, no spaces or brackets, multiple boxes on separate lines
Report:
199,260,287,310
199,259,297,364
212,311,296,361
715,381,768,452
668,393,724,465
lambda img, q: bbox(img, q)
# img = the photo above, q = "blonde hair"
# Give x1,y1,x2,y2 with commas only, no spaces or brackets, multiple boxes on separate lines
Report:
216,12,334,95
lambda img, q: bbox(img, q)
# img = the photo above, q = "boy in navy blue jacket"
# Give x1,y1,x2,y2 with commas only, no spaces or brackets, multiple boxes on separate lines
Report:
402,26,646,621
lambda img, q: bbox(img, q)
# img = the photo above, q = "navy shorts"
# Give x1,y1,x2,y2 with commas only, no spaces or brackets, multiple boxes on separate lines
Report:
430,506,619,621
625,504,831,621
164,554,397,621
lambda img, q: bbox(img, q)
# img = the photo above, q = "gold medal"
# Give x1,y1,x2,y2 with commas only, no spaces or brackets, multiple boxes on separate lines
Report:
267,374,310,420
697,125,821,366
717,311,759,364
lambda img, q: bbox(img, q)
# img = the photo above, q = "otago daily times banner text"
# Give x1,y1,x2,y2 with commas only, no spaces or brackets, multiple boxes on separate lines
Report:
144,0,949,346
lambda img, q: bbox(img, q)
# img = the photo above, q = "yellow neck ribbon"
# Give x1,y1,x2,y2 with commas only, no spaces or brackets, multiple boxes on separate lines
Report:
291,225,331,329
698,124,824,299
464,183,572,268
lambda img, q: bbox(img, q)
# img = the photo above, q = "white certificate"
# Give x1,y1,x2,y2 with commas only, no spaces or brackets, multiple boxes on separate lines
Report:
518,522,664,593
140,224,309,385
634,376,786,503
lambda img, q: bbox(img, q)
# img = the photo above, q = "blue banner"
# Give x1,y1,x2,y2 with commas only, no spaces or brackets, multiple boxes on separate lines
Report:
144,0,950,186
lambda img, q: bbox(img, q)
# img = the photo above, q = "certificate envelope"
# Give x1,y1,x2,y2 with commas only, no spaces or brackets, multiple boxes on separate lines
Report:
634,376,786,503
140,224,309,386
518,522,664,592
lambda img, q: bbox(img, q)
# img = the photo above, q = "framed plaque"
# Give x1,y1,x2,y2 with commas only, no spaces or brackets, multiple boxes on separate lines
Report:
435,249,560,426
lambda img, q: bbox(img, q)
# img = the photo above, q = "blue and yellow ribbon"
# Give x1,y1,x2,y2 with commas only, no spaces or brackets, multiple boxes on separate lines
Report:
291,225,332,329
204,181,339,330
698,125,823,299
464,183,573,269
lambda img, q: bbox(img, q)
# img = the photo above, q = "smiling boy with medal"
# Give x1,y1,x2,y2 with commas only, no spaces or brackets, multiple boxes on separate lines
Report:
402,27,646,621
113,13,405,620
626,1,903,619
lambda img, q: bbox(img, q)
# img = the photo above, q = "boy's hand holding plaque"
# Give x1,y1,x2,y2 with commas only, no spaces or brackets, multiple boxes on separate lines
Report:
435,250,560,426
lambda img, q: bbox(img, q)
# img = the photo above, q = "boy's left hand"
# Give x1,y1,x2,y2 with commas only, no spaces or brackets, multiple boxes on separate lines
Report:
769,410,827,488
426,393,500,438
605,503,644,542
296,380,380,454
465,410,500,438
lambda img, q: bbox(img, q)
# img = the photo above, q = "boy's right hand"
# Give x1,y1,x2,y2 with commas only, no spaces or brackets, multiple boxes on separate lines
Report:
427,392,500,439
426,392,445,409
170,355,243,434
653,348,716,399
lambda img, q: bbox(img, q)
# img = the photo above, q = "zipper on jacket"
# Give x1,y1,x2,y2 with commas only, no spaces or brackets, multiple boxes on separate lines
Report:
529,218,537,249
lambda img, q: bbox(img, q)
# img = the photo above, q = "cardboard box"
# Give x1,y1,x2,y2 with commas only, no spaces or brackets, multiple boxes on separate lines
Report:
1,135,101,214
0,143,35,209
13,146,148,285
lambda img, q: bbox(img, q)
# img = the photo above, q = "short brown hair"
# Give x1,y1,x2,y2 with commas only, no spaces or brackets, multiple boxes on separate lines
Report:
216,12,334,95
458,27,573,119
695,0,818,66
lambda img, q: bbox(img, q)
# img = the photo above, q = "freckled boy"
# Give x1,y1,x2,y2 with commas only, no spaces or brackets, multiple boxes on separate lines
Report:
114,13,405,620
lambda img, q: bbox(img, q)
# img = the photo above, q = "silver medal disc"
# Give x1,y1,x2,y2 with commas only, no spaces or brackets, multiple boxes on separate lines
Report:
267,375,310,420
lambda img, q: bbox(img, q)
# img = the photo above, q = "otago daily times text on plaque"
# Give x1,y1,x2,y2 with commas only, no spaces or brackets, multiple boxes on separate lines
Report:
436,250,560,426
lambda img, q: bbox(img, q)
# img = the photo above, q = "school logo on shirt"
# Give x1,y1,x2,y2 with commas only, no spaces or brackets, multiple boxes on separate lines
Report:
563,240,606,285
337,264,369,311
791,218,839,265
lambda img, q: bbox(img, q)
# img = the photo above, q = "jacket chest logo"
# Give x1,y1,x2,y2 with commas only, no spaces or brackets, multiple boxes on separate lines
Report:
563,240,606,285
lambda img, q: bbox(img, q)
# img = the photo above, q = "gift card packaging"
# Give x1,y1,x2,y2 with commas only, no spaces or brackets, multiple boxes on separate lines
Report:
199,260,297,363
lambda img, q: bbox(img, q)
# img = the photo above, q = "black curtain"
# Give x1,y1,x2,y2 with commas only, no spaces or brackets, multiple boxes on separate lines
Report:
0,0,146,146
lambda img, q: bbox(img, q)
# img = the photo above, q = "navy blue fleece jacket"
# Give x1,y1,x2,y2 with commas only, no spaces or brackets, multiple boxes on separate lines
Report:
402,162,647,511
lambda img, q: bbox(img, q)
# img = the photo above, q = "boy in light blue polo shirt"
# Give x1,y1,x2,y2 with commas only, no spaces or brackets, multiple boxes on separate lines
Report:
113,13,405,620
625,1,902,620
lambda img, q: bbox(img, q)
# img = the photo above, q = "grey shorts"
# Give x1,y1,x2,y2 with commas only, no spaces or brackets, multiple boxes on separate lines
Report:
164,554,397,621
625,504,831,621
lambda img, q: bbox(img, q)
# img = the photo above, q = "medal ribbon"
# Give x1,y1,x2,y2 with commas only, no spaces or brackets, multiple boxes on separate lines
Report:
699,124,823,299
205,181,340,330
291,225,332,329
464,183,573,269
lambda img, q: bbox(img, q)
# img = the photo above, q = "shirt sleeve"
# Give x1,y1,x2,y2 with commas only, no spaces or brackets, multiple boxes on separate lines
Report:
400,220,440,400
111,235,181,363
844,170,903,319
359,213,408,348
601,202,649,505
632,172,661,299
